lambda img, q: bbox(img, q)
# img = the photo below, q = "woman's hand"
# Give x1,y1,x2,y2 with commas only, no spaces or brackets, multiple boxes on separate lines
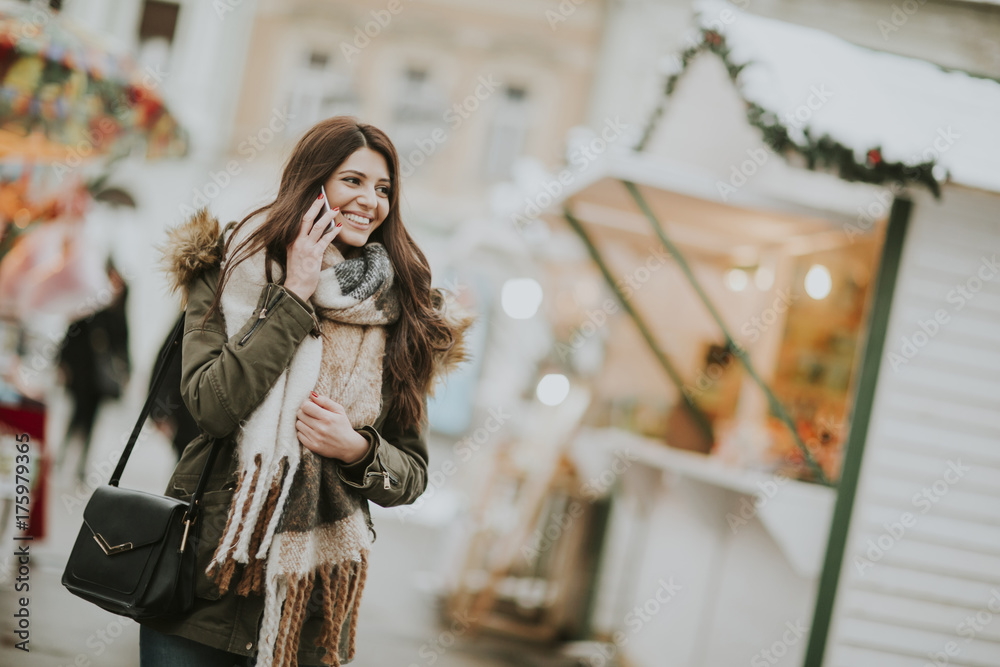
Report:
296,392,371,464
284,194,341,302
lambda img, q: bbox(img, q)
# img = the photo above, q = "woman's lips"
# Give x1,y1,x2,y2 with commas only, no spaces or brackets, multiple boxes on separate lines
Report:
341,212,372,228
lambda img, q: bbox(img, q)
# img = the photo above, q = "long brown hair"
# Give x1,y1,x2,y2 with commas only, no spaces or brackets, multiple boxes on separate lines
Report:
201,116,460,429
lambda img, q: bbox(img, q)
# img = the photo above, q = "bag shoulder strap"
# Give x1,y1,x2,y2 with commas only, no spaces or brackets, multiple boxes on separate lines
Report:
109,312,185,486
107,313,221,518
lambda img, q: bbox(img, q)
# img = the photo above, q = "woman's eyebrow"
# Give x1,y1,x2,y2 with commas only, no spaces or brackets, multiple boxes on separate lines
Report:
339,169,391,183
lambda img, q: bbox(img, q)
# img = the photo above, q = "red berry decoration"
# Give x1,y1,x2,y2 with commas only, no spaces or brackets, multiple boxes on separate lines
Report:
867,148,882,166
705,31,721,46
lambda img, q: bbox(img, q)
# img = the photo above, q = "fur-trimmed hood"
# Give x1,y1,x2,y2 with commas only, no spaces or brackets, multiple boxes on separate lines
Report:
157,207,476,391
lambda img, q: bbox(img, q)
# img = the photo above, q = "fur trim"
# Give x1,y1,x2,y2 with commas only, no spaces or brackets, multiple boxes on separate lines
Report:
156,207,225,306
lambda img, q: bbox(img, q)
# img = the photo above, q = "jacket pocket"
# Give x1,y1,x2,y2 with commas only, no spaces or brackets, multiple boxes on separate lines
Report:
170,476,236,601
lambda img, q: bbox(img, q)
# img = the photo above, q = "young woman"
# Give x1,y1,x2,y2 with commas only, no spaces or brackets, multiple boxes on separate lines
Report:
138,117,473,667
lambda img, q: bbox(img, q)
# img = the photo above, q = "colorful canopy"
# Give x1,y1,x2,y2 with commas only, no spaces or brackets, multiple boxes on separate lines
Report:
0,0,188,162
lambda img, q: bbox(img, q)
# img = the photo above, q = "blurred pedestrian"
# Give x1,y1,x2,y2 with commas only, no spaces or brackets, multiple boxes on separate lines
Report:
148,310,201,462
56,258,130,481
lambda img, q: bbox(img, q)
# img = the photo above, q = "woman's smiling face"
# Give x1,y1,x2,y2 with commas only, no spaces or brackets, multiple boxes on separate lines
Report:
322,147,392,249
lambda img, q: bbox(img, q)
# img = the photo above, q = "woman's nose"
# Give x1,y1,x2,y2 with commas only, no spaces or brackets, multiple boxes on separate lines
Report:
355,188,376,211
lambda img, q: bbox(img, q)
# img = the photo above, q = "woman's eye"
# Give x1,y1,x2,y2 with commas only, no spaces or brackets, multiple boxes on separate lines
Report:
343,177,360,185
377,186,391,197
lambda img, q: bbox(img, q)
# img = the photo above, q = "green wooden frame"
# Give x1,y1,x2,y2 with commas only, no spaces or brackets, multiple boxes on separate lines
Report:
803,197,912,666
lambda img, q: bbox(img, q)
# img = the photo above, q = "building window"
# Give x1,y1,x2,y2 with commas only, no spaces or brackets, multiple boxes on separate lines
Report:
138,1,180,45
286,49,359,135
136,1,179,79
391,66,446,161
483,84,530,182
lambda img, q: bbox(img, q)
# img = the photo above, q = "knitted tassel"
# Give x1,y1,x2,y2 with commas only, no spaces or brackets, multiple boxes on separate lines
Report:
345,554,369,662
236,474,283,596
274,572,315,667
207,453,263,594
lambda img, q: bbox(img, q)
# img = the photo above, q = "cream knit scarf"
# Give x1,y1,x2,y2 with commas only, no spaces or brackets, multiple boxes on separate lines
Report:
205,213,400,667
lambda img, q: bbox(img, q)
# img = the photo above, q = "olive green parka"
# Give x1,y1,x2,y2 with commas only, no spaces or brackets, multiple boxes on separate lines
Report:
138,209,471,665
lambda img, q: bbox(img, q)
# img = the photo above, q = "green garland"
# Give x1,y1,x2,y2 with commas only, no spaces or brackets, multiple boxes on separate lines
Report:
638,28,943,197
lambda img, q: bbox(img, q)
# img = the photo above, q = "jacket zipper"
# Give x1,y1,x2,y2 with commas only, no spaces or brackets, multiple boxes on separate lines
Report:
239,285,285,346
366,459,399,490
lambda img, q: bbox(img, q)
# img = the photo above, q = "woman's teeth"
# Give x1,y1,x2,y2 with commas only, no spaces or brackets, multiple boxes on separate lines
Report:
343,213,370,226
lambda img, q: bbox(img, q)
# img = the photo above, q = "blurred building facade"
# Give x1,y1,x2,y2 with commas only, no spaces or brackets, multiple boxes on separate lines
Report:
231,0,605,231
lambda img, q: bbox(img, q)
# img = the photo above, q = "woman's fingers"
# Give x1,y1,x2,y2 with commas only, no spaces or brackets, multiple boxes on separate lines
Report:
320,215,342,242
299,399,324,421
301,196,326,235
296,418,322,442
308,206,339,240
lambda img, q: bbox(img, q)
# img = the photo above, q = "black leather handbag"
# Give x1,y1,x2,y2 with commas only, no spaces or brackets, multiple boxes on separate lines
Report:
61,312,221,620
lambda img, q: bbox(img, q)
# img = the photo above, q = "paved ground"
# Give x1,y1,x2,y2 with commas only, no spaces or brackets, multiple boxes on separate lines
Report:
0,394,589,667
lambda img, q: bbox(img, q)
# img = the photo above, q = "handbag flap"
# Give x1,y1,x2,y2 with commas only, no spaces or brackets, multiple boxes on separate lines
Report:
82,485,188,553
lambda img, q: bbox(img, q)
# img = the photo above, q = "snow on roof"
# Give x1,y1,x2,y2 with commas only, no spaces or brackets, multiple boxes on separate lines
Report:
695,0,1000,193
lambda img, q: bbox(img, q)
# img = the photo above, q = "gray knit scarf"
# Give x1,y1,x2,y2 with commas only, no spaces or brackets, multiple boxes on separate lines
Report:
206,213,400,667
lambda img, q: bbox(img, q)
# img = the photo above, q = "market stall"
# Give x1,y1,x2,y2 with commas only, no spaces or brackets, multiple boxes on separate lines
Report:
447,2,1000,665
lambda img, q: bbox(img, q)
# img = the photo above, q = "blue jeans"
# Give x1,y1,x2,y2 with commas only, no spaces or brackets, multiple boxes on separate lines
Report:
139,625,254,667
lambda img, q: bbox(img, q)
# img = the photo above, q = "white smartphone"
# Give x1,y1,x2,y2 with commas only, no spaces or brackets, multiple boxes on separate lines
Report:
316,185,335,234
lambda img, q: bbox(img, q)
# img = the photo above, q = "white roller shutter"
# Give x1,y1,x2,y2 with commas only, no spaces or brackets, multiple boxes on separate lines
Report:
823,187,1000,667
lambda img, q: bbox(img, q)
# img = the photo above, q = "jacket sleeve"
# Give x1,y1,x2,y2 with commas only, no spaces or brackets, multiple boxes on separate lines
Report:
180,266,320,439
338,398,429,508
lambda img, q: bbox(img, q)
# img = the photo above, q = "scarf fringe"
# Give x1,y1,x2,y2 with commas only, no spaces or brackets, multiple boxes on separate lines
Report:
236,473,282,596
205,454,261,593
235,452,284,560
207,453,284,596
257,448,300,558
257,553,369,667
